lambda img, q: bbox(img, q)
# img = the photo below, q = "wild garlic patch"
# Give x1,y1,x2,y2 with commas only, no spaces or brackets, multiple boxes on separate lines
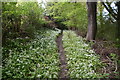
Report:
2,28,60,78
62,30,102,78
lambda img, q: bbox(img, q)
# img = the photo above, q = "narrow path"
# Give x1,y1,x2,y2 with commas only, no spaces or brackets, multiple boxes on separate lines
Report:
56,30,68,78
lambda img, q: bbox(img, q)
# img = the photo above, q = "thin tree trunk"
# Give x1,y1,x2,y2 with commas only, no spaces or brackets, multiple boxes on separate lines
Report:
116,2,120,77
116,2,120,57
116,2,120,42
86,2,97,41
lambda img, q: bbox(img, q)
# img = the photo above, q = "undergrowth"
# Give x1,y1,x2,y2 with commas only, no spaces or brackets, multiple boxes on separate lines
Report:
2,28,60,78
62,30,104,78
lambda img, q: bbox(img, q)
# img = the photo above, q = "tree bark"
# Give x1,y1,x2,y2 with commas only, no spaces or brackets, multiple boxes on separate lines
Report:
116,1,120,77
86,2,97,41
116,2,120,41
116,2,120,58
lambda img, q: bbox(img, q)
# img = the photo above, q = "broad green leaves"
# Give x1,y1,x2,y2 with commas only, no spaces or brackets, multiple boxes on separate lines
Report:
2,28,60,78
2,2,45,45
46,2,87,30
62,30,103,78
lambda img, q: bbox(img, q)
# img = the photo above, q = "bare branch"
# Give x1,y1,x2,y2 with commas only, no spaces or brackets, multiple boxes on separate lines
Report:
101,2,117,20
106,2,117,16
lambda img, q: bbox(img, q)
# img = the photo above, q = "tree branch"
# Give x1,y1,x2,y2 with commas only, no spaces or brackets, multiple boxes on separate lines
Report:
101,2,117,20
106,2,117,16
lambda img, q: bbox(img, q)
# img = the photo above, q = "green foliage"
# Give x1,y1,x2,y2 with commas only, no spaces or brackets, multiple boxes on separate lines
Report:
2,28,60,78
2,2,45,45
97,21,117,41
62,30,103,78
97,3,117,41
2,1,119,79
109,53,119,78
18,2,44,28
46,2,87,31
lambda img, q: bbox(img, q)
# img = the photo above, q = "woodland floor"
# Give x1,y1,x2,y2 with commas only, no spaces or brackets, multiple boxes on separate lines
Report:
2,27,120,78
74,29,120,78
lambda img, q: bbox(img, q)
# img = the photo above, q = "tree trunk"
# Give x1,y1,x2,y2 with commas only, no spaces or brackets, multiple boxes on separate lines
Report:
116,1,120,58
116,2,120,42
86,2,97,41
116,2,120,76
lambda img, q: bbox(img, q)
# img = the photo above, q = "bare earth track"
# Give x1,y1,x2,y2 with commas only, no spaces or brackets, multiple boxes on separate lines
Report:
56,30,68,79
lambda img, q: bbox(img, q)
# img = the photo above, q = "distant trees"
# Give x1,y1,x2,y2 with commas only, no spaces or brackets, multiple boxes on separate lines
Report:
45,1,120,42
2,2,44,45
86,1,120,41
46,2,87,35
101,1,120,43
101,2,120,39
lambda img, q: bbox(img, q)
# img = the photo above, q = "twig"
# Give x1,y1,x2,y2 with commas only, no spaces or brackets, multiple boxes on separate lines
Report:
103,66,107,73
114,61,118,72
106,56,112,62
